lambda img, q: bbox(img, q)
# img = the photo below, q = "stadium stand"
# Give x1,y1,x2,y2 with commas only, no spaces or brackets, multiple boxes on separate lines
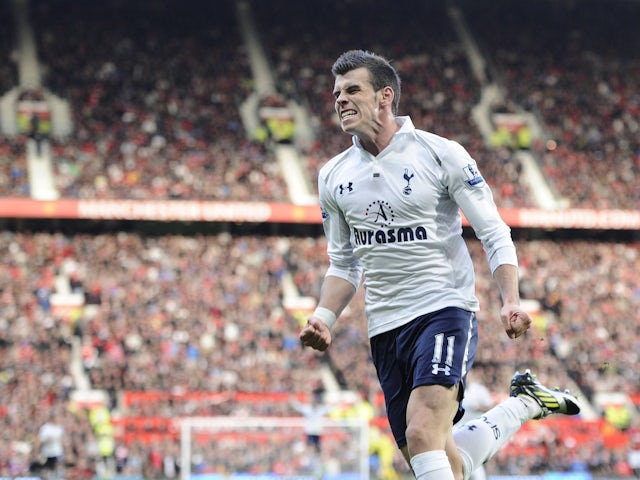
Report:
0,0,638,478
461,0,640,210
17,0,289,202
1,229,638,477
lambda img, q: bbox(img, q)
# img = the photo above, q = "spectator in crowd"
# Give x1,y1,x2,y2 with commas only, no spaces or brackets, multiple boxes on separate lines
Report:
291,387,332,454
629,432,640,478
36,409,65,480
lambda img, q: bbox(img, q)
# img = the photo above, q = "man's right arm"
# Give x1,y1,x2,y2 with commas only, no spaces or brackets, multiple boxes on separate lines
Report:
317,274,357,320
299,275,356,352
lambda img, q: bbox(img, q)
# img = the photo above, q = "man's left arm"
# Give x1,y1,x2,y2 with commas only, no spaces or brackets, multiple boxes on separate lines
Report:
444,140,531,338
493,263,532,339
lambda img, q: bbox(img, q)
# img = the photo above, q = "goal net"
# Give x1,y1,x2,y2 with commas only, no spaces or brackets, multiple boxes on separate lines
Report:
179,416,370,480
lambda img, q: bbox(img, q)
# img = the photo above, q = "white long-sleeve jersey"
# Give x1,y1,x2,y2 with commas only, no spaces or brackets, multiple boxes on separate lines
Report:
319,116,517,338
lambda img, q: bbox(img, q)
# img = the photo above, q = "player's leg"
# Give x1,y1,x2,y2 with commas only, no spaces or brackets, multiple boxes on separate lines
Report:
405,383,460,479
403,308,478,480
453,370,581,480
469,465,487,480
400,423,466,480
371,308,478,480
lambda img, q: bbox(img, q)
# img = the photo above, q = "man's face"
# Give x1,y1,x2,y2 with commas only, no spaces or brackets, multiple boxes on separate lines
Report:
333,67,384,137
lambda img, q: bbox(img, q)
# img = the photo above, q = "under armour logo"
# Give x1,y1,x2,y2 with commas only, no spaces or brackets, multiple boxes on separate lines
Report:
431,364,451,376
339,182,353,194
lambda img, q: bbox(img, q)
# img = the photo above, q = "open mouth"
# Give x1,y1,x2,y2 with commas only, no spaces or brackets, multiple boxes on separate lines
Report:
341,110,357,120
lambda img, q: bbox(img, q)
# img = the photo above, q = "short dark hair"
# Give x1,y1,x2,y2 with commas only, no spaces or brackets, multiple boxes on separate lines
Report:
331,49,402,115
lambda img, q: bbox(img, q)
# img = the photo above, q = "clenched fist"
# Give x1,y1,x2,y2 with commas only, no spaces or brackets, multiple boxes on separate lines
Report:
299,317,332,351
502,305,532,339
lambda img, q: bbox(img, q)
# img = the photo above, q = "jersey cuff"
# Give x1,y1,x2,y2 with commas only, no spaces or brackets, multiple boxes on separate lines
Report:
488,244,518,273
326,264,363,290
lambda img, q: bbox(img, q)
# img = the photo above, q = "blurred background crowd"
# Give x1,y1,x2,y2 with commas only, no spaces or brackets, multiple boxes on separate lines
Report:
0,0,638,478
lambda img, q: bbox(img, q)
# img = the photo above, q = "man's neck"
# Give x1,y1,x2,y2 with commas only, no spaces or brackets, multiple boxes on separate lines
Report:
359,116,399,155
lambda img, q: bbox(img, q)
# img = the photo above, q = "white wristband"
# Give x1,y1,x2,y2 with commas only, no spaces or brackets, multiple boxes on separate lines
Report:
313,307,337,330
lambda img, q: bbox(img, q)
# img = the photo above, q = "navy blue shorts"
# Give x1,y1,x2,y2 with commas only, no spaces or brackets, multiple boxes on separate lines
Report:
370,307,478,448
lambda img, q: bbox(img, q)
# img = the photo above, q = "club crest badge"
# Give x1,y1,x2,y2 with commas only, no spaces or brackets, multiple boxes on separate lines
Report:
403,168,414,196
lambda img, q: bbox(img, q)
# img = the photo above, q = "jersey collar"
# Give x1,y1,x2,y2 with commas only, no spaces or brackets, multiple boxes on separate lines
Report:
395,115,415,133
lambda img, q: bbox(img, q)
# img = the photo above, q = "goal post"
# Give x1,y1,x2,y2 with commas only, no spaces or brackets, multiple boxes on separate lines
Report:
179,416,370,480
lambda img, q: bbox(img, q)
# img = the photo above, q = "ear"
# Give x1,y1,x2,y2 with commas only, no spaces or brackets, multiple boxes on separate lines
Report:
379,86,394,108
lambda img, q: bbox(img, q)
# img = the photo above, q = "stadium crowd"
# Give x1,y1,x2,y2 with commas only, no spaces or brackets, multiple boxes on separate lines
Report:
1,0,637,209
1,230,638,477
27,0,288,202
0,0,639,478
462,0,640,210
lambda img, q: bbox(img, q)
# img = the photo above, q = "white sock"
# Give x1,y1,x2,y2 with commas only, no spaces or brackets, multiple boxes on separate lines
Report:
470,465,487,480
410,450,455,480
517,393,545,418
454,397,537,480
